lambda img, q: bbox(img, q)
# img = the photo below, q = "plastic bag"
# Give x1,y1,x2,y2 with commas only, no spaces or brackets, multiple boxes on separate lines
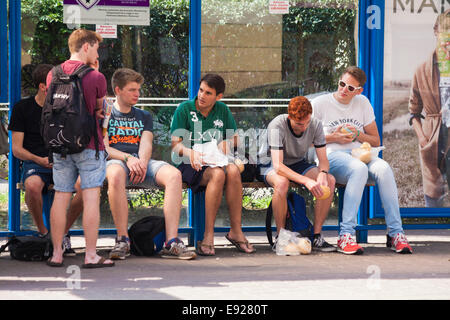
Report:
275,228,311,256
192,139,229,167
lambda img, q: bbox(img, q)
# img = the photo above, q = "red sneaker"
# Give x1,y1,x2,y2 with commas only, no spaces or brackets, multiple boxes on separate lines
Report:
337,234,364,255
387,233,413,254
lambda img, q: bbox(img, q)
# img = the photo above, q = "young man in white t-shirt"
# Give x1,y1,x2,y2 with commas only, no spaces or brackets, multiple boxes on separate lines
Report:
312,66,412,255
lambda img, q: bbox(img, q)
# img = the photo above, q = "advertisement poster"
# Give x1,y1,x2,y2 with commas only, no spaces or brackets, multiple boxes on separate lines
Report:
383,1,449,208
63,0,150,26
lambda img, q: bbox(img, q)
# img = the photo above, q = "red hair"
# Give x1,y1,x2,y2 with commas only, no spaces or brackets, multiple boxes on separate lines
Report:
288,96,312,121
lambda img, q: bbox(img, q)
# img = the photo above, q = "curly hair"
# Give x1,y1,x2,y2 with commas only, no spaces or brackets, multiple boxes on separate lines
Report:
288,96,312,121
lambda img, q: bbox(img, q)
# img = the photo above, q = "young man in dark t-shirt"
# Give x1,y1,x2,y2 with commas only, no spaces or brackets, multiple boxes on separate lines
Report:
8,65,81,252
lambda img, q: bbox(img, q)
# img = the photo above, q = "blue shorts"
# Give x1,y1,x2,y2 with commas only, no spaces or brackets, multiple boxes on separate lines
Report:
106,158,167,188
256,159,316,186
52,149,106,192
21,160,53,194
178,163,226,193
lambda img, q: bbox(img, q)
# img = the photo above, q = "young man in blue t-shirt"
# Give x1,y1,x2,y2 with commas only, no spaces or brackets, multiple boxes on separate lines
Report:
105,68,196,260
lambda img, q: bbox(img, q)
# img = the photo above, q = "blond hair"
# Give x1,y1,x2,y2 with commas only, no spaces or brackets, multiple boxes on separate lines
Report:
68,29,102,54
434,9,450,34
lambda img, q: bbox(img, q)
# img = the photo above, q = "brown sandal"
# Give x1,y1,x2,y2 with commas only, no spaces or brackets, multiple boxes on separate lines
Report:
225,233,256,254
196,240,215,256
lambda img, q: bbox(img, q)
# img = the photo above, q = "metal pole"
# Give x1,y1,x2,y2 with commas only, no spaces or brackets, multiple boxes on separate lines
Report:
8,0,21,233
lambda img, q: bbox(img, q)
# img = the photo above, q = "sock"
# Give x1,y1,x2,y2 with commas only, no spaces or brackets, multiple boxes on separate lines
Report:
165,237,181,248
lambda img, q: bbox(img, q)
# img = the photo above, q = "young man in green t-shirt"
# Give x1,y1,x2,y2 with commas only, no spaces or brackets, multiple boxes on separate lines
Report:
170,74,255,256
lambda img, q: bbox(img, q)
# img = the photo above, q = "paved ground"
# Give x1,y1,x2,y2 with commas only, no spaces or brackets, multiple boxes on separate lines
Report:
1,229,449,302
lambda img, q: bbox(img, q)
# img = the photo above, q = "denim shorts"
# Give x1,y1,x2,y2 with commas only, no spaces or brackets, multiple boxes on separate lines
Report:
106,158,167,188
21,160,54,194
52,149,106,192
256,159,316,186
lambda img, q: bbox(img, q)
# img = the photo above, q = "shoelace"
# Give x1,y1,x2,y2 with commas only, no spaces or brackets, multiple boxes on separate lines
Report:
339,234,356,248
313,235,324,246
393,233,408,246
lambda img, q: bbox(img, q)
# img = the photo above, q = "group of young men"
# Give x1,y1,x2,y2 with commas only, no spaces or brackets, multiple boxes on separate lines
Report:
8,28,412,268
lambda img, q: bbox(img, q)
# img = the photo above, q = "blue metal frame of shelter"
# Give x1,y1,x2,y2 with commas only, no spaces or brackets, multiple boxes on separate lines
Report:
0,0,7,103
2,0,449,238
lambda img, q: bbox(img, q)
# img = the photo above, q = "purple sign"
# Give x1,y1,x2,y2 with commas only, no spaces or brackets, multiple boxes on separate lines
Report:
63,0,150,25
64,0,149,9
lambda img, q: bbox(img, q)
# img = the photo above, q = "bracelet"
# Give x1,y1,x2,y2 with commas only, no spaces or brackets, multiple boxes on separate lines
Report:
352,130,360,142
124,154,130,162
320,170,328,174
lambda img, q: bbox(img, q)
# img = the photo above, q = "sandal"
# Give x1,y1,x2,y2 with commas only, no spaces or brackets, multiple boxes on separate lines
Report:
225,233,256,254
196,240,215,256
46,257,64,267
81,256,115,269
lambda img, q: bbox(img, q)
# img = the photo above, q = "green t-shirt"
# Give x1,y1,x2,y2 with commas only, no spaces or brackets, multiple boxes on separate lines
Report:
170,97,237,165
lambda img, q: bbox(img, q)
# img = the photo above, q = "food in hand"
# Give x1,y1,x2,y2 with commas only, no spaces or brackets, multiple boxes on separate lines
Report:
316,185,331,200
340,126,353,134
234,158,245,173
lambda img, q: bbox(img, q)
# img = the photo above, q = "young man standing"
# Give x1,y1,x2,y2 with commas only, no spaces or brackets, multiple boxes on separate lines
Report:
46,29,114,268
312,66,412,254
257,96,337,252
8,64,80,255
170,74,255,256
105,68,196,260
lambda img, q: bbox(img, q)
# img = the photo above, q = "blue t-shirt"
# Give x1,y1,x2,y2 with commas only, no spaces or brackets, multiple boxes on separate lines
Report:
107,106,153,156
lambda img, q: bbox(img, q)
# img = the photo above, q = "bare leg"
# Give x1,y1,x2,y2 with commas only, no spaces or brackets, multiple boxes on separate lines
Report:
224,164,254,252
48,191,72,264
265,171,290,234
304,168,335,233
155,164,183,241
106,164,129,237
198,167,226,255
82,186,113,265
24,175,48,234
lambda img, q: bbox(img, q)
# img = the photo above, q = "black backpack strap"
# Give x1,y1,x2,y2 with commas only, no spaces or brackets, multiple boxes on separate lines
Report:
72,64,100,159
71,64,94,79
0,237,16,253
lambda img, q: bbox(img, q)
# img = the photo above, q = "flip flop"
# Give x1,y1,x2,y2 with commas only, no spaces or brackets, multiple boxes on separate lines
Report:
225,233,256,254
81,257,115,269
46,257,64,267
196,240,215,256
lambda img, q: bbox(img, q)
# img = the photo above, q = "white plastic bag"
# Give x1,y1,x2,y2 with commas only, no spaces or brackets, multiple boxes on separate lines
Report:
192,139,229,167
275,228,311,256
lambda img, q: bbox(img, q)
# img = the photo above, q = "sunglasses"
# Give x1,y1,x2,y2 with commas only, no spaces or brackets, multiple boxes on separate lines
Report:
338,80,362,92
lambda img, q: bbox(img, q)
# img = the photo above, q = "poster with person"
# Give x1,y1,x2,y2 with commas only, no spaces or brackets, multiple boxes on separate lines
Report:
383,1,449,208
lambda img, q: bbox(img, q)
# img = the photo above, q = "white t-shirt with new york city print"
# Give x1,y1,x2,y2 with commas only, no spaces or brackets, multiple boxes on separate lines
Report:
311,92,375,153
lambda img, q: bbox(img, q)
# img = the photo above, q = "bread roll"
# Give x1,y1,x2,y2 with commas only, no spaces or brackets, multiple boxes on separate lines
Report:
316,185,331,200
295,237,311,254
359,150,372,164
234,158,245,173
361,142,371,150
341,126,352,134
284,242,300,255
